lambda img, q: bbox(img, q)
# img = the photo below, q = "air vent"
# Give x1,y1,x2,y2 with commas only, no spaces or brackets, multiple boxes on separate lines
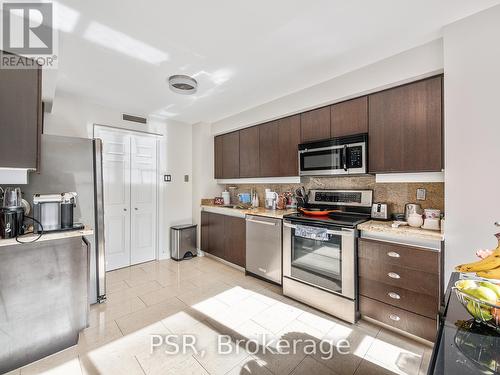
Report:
122,114,147,124
168,75,198,95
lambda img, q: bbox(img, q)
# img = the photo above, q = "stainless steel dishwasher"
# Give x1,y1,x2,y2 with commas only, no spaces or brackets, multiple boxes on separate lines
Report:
245,215,282,284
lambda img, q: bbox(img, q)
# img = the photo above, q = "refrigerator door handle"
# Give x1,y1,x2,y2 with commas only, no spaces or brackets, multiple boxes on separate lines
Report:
93,138,107,303
82,236,91,324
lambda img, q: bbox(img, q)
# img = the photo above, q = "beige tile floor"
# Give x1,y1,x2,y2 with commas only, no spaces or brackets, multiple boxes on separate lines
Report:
13,256,433,375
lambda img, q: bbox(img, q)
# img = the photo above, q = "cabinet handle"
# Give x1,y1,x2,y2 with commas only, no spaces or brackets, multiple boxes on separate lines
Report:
387,251,400,258
388,272,400,279
388,292,401,300
134,208,138,210
247,219,276,226
389,314,401,322
123,208,127,211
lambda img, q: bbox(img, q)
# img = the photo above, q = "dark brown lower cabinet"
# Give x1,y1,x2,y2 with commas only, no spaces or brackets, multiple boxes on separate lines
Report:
224,215,246,267
360,296,437,342
358,238,440,342
201,211,210,255
201,212,245,267
207,212,225,259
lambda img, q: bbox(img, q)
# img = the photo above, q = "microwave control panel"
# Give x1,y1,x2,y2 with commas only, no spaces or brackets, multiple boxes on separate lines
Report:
347,146,363,168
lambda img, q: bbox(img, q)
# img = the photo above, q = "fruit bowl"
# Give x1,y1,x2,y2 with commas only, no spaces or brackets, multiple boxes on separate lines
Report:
454,280,500,330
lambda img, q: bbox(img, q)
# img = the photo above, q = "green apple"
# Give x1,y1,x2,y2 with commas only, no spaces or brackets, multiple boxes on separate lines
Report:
463,286,498,304
478,281,500,299
456,280,478,291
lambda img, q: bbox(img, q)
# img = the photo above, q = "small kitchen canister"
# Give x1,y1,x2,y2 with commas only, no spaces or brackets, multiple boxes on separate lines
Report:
424,208,441,219
408,213,424,228
222,190,231,205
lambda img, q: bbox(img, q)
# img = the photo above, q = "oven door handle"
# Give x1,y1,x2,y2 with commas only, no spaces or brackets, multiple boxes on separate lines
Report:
283,222,354,237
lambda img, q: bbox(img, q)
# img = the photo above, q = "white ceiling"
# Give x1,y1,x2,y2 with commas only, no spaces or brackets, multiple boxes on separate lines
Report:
45,0,500,124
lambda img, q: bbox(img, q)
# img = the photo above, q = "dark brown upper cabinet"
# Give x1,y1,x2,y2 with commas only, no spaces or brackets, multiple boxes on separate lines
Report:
214,131,240,179
331,96,368,138
214,135,224,179
300,106,330,143
278,115,301,176
239,126,260,177
0,54,42,170
369,76,443,173
259,121,280,177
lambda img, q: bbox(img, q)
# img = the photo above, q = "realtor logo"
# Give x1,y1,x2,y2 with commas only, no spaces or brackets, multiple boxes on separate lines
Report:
2,2,53,54
1,2,58,68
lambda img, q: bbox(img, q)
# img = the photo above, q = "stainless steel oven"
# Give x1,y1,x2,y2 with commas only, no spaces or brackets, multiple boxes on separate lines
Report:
299,133,367,176
282,189,372,323
283,221,355,299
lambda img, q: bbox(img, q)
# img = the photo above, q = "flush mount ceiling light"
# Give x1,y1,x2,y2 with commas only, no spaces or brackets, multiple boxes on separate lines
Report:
168,75,198,95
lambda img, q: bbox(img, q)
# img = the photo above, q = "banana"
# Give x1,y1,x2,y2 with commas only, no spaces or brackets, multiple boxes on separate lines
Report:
477,267,500,279
456,235,500,273
455,252,500,272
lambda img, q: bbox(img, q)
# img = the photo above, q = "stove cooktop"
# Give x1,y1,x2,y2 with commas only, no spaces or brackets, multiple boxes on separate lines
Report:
283,211,370,228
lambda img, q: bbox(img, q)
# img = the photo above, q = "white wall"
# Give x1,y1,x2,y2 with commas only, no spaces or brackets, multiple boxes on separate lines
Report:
212,39,444,134
443,5,500,281
44,91,193,259
192,122,222,248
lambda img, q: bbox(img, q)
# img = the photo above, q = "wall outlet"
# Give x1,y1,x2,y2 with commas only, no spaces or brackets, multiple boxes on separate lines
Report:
164,175,171,182
416,188,427,201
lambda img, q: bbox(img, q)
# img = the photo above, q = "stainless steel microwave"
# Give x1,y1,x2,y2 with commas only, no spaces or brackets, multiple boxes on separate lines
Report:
299,134,367,176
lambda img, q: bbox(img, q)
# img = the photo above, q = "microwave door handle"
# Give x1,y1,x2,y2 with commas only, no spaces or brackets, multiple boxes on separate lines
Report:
343,145,348,171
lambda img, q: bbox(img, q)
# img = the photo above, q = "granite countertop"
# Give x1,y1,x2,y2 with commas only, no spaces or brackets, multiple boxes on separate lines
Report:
201,204,296,219
0,227,94,247
358,220,444,241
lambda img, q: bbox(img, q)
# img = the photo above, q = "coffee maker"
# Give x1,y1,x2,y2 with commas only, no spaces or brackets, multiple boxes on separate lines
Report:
33,192,83,233
0,187,25,239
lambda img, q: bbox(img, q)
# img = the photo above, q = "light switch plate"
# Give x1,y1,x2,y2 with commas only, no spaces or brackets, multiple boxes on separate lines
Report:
416,188,426,201
164,175,171,182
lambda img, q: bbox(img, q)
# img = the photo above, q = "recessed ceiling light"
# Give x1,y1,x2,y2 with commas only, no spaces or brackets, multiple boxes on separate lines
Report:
168,75,198,95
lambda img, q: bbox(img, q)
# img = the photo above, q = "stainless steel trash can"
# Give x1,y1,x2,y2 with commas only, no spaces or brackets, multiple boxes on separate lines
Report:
170,224,197,261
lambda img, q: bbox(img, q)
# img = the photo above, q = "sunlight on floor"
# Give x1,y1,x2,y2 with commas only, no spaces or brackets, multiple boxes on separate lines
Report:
15,258,430,375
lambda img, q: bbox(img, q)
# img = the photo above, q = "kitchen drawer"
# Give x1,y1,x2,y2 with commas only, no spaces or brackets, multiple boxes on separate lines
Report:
359,277,438,319
360,296,437,342
358,258,439,297
359,238,439,274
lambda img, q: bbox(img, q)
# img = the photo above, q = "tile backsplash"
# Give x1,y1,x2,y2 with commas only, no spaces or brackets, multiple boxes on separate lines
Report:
224,176,444,214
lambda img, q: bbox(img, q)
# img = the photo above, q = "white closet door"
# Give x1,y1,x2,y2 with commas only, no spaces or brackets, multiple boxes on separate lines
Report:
130,134,158,265
96,129,132,271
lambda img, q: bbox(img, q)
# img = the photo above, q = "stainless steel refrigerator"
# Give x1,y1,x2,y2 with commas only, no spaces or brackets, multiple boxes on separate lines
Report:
24,134,106,304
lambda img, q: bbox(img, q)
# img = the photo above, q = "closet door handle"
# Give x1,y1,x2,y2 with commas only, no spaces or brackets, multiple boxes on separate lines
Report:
134,208,138,210
123,208,127,211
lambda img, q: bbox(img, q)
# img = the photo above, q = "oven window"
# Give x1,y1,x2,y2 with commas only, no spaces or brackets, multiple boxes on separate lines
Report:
300,149,344,171
291,230,342,293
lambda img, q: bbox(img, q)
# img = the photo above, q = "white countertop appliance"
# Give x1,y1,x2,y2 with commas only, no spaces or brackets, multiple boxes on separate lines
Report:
282,189,373,323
